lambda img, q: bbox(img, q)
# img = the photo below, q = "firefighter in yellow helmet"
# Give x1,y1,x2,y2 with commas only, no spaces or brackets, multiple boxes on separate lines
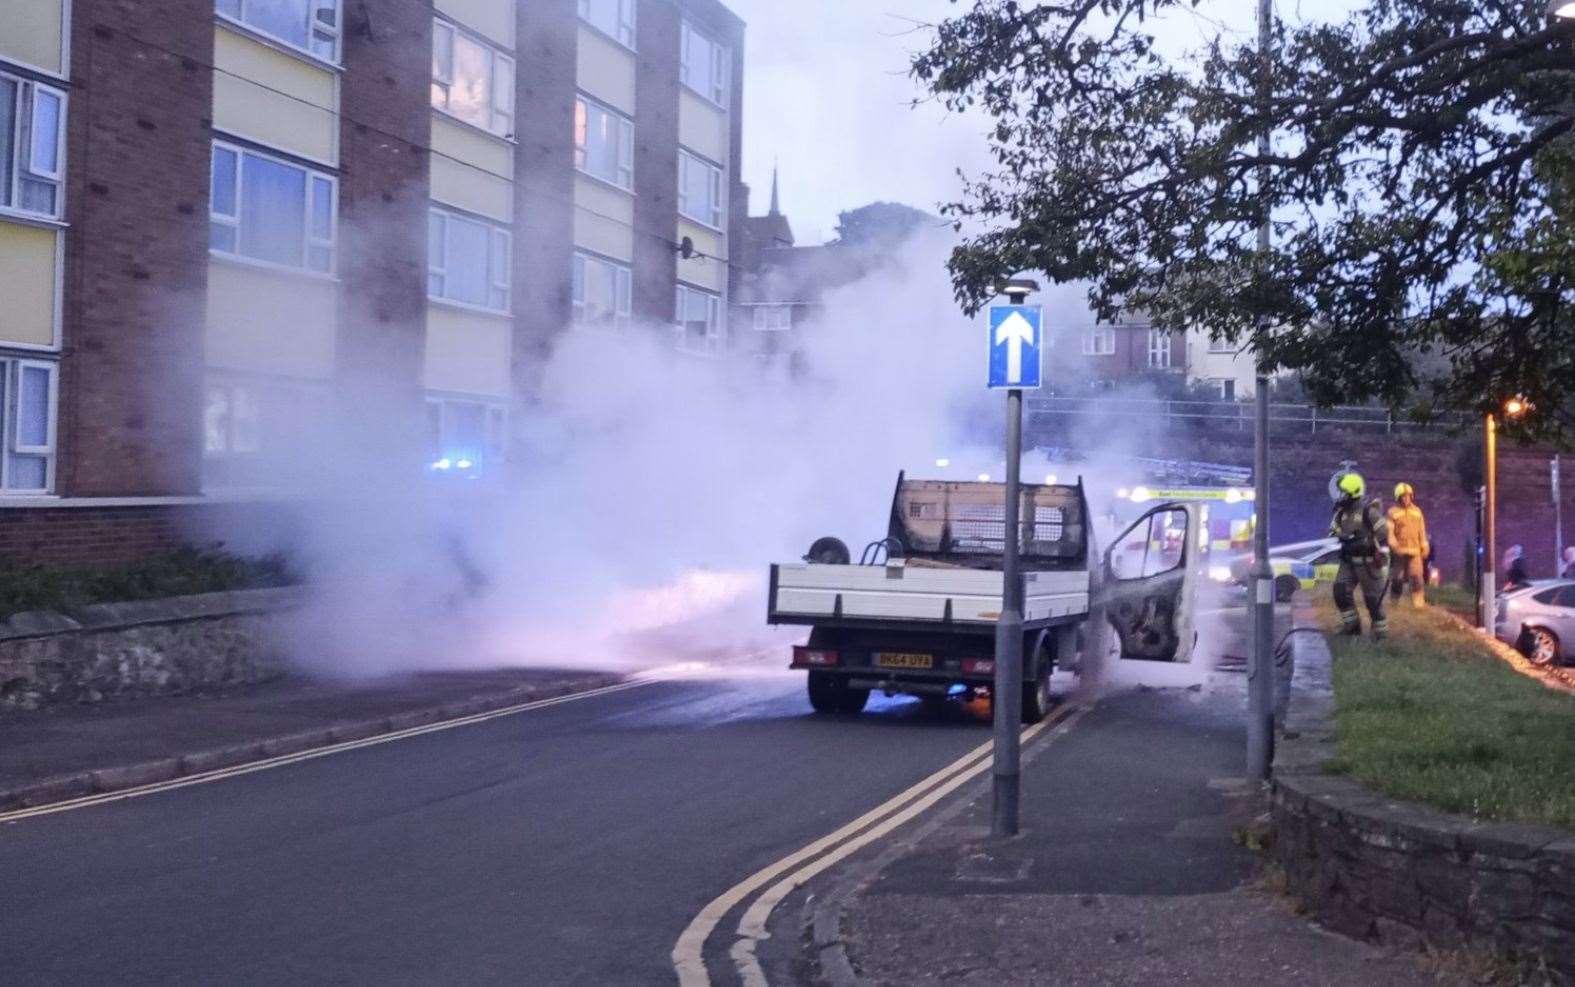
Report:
1329,471,1390,637
1387,482,1429,608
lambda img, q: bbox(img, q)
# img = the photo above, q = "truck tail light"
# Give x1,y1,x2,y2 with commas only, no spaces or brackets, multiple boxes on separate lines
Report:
961,658,994,676
791,647,840,668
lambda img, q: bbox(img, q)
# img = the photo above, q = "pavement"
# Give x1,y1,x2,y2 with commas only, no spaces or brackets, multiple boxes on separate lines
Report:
0,668,623,810
821,597,1472,987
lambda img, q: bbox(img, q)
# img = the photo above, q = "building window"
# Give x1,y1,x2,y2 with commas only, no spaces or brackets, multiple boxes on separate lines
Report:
578,0,636,49
675,284,723,354
204,381,262,457
428,206,511,312
210,142,336,274
574,96,634,190
572,252,632,330
678,149,724,229
753,305,791,332
0,74,66,220
1147,328,1172,369
0,358,56,493
1212,378,1237,401
432,19,516,138
680,21,729,106
217,0,341,62
426,396,507,474
1082,327,1115,356
1208,336,1236,354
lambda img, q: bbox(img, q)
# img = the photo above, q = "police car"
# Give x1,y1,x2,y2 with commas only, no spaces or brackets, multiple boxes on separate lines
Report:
1230,538,1343,602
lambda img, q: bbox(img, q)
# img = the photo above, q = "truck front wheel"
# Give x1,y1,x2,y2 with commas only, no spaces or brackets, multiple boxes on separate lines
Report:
807,672,870,714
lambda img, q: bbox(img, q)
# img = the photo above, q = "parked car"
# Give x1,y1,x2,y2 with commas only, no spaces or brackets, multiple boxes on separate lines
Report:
1229,538,1342,602
1495,581,1575,666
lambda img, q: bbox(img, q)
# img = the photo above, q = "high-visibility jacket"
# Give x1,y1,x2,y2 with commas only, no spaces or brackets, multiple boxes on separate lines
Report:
1388,503,1429,558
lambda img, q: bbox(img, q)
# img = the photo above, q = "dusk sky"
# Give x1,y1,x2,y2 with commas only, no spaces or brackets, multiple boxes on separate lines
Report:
726,1,1360,245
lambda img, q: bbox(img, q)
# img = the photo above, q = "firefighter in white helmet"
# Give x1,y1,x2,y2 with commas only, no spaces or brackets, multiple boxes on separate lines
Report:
1329,471,1390,637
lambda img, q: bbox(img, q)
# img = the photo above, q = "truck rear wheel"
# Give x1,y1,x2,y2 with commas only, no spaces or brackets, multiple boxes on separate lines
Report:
1021,661,1052,724
807,672,870,714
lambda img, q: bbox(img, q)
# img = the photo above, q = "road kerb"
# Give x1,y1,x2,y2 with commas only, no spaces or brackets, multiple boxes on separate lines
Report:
0,672,629,819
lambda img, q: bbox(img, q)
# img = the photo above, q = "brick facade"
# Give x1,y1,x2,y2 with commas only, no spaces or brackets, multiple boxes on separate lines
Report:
59,0,213,497
631,0,683,325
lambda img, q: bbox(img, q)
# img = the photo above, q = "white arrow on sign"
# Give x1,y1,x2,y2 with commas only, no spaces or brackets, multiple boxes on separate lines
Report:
994,311,1037,384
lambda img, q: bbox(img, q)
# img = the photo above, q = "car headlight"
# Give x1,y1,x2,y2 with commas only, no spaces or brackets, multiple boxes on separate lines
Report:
1209,565,1233,583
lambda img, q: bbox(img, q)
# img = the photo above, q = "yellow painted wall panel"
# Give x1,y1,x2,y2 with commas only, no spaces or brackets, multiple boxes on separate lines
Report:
676,220,725,292
425,306,512,397
0,0,64,75
577,26,636,116
0,222,57,347
436,0,515,49
214,26,338,163
573,175,634,261
206,261,336,379
678,90,727,166
431,155,514,222
432,114,514,181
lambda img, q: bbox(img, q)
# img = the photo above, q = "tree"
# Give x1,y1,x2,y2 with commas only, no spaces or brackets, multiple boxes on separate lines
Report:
833,202,944,248
912,1,1575,438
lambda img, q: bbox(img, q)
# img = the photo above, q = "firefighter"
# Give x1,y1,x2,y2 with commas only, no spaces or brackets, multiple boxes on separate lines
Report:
1329,471,1390,637
1387,482,1429,608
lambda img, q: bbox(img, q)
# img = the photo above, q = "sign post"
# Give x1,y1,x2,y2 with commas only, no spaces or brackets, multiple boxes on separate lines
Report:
1554,457,1563,576
988,284,1042,838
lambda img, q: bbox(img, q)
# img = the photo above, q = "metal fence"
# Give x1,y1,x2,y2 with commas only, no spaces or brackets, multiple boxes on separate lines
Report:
1024,398,1471,437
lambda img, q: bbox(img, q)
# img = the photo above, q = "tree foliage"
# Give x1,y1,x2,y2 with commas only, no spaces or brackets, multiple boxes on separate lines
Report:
833,201,944,247
912,0,1575,437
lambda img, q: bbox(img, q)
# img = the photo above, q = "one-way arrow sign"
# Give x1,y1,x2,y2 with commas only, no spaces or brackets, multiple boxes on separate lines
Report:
988,305,1043,389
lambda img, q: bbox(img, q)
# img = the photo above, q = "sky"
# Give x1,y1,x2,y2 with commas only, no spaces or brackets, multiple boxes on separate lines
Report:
726,0,1362,245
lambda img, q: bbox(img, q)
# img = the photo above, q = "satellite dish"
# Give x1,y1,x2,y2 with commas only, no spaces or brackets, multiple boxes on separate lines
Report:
679,236,695,260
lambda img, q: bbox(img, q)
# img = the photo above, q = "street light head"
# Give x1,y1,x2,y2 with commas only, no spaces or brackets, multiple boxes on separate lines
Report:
1550,0,1575,20
1505,397,1530,418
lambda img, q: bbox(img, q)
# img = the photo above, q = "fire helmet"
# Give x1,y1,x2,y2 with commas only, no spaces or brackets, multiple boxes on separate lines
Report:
1337,472,1366,500
1394,482,1414,500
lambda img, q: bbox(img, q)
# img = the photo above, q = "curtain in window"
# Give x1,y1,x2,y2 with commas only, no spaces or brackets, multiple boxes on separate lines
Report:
240,154,307,266
247,0,312,48
444,216,490,306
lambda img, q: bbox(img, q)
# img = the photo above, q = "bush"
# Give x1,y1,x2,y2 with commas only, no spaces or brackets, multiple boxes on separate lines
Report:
0,547,297,619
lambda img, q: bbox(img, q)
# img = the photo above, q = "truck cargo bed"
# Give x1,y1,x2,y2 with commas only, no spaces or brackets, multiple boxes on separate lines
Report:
768,561,1089,631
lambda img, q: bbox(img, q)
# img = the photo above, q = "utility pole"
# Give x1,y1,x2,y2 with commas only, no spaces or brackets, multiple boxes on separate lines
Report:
1246,0,1276,781
1553,456,1563,576
991,279,1039,839
1484,413,1498,632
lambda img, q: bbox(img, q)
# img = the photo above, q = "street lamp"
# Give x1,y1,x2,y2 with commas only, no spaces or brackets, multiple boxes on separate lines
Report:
1550,1,1575,19
1482,397,1531,632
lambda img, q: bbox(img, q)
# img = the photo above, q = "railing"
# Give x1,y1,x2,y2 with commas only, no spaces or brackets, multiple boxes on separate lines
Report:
1024,397,1471,437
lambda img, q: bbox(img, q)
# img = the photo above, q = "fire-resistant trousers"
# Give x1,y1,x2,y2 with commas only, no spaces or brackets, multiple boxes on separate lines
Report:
1389,553,1426,608
1334,558,1389,637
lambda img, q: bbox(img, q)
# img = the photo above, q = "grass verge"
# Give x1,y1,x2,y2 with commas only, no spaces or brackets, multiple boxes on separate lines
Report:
0,547,296,620
1316,590,1575,829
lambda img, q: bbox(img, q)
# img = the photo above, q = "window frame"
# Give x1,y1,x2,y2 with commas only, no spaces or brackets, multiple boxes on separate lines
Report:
431,16,517,140
0,72,68,221
0,357,58,494
209,139,339,276
677,148,724,230
216,0,343,66
572,251,633,331
679,21,730,107
752,305,792,332
427,204,513,314
1208,336,1237,354
426,394,508,472
1147,328,1172,369
574,94,635,191
1082,327,1115,356
674,283,725,355
578,0,638,50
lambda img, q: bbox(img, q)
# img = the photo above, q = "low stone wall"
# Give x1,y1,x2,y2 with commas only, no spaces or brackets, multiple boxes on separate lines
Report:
1272,631,1575,981
0,587,304,709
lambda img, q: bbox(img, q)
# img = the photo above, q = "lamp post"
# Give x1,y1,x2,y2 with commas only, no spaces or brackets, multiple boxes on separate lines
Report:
1482,398,1530,632
1550,1,1575,20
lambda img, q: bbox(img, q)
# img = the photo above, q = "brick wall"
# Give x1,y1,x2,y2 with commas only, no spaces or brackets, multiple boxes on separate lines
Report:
59,0,213,497
514,0,578,396
335,1,432,476
632,0,682,325
0,500,303,568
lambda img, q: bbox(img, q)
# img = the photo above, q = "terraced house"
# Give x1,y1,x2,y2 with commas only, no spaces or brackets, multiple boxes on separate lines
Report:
0,0,745,564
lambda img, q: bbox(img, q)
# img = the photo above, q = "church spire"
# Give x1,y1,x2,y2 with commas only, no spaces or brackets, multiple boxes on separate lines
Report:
768,160,781,217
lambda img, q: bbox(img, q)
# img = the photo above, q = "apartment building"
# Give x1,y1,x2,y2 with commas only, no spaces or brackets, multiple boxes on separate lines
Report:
0,0,745,564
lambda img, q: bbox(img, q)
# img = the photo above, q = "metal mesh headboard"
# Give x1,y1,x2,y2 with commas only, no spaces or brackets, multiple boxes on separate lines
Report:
888,476,1087,563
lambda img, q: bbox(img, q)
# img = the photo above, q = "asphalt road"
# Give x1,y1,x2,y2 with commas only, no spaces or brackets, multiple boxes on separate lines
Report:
1,591,1280,986
1,664,1002,986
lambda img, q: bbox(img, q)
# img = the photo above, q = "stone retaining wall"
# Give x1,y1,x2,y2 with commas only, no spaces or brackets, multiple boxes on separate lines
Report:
0,588,304,709
1272,631,1575,981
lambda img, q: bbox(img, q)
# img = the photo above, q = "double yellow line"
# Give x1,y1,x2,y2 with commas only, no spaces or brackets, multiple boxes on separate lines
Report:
672,701,1085,987
0,678,658,825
